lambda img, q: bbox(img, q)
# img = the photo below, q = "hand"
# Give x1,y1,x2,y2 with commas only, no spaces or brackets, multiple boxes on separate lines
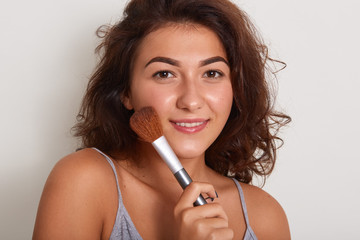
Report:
173,182,234,240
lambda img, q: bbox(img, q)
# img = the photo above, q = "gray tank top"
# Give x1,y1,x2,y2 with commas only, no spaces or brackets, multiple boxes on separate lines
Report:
94,148,257,240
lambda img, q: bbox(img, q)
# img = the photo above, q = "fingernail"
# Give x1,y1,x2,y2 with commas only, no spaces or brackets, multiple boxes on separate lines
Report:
206,196,215,202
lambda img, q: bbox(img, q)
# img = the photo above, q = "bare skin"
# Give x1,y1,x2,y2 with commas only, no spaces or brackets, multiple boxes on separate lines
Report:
33,24,291,239
33,148,290,239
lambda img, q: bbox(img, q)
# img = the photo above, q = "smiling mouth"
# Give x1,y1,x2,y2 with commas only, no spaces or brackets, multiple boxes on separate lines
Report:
171,119,209,133
175,121,206,127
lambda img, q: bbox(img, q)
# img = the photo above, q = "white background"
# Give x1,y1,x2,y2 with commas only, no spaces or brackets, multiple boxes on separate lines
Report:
0,0,359,239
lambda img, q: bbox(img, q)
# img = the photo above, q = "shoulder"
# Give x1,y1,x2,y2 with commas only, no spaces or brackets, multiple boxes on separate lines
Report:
240,183,291,240
50,148,114,182
44,148,117,198
33,148,118,239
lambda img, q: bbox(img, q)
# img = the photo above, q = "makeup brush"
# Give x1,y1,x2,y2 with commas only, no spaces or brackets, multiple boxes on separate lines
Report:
130,106,207,206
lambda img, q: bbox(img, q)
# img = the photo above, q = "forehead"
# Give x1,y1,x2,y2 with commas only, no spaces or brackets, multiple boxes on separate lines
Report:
134,23,227,62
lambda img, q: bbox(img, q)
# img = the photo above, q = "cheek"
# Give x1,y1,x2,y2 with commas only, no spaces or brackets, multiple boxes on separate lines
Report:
130,83,177,111
207,86,233,113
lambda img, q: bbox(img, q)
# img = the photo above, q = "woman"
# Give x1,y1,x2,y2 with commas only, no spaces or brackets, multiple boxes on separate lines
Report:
33,0,291,239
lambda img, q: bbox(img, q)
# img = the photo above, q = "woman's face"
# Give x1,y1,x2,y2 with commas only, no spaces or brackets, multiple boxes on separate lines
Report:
124,24,233,160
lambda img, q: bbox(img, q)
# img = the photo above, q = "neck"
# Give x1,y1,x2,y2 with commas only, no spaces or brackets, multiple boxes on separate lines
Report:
125,142,210,188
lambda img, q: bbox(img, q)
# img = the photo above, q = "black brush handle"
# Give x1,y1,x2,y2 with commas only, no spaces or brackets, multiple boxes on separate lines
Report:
174,168,207,206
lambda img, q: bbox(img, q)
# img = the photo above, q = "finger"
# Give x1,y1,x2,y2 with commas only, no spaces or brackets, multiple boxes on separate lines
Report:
191,202,228,221
207,228,234,240
193,217,229,230
175,202,228,226
176,182,217,209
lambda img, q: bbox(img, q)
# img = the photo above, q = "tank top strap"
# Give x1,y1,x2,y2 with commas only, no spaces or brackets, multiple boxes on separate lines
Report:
231,178,258,240
92,148,122,202
92,147,143,240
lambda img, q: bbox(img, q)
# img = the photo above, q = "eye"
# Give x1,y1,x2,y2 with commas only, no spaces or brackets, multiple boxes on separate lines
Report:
203,70,223,78
153,71,175,79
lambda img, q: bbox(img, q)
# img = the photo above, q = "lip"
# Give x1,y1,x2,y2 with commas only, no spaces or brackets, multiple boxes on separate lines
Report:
170,119,209,134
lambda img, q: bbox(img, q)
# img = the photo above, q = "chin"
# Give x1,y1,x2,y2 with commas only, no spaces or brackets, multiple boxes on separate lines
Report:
172,145,207,161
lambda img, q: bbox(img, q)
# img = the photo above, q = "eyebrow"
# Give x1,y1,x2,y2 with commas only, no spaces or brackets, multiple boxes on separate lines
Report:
145,56,229,68
199,56,229,67
145,57,180,68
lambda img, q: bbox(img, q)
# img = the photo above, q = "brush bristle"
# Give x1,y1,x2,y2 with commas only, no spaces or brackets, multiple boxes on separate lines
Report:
130,107,163,142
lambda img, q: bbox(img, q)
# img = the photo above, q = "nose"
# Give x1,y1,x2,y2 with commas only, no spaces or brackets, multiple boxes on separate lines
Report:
176,79,204,112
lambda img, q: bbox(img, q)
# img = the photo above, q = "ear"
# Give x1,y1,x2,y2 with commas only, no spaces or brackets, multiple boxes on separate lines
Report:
121,93,134,110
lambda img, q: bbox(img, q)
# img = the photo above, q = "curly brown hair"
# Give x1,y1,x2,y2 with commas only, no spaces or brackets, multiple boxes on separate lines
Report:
73,0,291,184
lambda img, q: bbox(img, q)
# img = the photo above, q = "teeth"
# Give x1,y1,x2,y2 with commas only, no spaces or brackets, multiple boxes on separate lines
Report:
176,122,204,127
